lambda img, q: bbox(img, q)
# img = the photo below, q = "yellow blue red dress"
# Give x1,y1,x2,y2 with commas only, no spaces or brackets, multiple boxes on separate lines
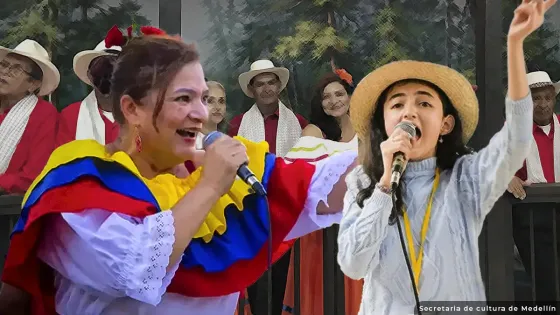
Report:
2,137,355,315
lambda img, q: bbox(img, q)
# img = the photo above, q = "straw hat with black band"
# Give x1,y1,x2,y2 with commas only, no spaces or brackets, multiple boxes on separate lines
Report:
0,39,60,96
349,60,479,145
527,71,560,95
238,59,290,98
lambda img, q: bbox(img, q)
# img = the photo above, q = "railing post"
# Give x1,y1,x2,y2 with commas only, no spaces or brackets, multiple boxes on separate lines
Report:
472,0,515,301
0,196,24,273
323,226,344,315
0,218,10,271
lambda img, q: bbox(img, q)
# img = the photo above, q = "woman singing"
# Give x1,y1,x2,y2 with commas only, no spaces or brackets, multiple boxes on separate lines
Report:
337,0,556,314
1,26,357,315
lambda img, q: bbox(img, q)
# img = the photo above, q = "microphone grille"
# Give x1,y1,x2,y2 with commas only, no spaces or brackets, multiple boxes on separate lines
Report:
202,131,223,149
395,121,417,138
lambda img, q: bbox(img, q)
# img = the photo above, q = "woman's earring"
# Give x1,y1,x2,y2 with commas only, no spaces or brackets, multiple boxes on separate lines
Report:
439,136,444,143
135,126,143,153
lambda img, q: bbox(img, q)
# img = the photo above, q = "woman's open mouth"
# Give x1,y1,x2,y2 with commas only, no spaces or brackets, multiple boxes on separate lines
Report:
176,129,197,139
414,126,422,140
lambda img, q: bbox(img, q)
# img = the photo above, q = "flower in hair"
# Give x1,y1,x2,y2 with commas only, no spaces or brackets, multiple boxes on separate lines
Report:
140,26,167,36
335,68,353,86
105,25,126,48
472,85,478,92
104,25,168,49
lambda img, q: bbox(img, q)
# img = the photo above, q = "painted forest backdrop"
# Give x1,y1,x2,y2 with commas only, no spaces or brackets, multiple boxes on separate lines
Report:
1,0,559,117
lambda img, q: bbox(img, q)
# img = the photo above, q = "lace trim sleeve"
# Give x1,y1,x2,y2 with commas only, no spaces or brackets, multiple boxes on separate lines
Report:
38,209,177,306
285,150,358,240
121,211,175,305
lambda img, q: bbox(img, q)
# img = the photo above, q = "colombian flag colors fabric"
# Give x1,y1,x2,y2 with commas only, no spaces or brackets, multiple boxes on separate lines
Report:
2,137,316,315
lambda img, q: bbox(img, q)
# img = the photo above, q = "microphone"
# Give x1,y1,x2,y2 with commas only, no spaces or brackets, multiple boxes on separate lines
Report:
203,131,267,196
390,121,417,191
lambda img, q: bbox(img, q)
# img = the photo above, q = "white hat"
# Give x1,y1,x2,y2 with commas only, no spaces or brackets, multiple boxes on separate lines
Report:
527,71,560,95
238,59,289,98
73,40,121,86
0,39,60,96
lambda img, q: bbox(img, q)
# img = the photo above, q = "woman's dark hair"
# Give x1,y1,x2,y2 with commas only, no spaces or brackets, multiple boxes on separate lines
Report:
309,73,354,141
356,79,473,224
110,35,199,130
89,55,117,95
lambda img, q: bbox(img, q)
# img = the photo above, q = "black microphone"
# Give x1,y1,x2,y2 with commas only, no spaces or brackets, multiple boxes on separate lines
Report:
390,121,417,191
203,131,267,196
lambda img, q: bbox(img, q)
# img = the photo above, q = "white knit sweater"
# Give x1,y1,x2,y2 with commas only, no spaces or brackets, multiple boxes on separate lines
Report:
337,95,534,314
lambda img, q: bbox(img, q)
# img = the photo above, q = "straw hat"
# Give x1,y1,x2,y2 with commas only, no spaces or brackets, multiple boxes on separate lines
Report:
350,60,479,144
0,39,60,96
73,40,121,86
527,71,560,95
238,59,289,98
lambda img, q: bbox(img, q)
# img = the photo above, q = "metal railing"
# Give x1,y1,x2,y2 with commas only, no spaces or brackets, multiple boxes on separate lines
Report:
509,184,560,302
0,195,21,273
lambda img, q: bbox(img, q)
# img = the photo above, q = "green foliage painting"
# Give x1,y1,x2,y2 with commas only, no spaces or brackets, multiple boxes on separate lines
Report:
200,0,485,119
2,0,559,117
200,0,559,118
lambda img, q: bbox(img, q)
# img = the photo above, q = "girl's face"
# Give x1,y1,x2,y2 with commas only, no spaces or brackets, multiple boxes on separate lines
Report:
382,82,455,161
207,85,226,125
321,81,350,117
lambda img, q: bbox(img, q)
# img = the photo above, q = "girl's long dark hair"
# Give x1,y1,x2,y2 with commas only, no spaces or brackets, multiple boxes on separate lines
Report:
310,73,354,141
356,79,473,224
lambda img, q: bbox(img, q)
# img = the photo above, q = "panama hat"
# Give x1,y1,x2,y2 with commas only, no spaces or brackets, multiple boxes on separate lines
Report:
0,39,60,96
73,40,121,86
238,59,289,98
527,71,560,95
350,60,479,144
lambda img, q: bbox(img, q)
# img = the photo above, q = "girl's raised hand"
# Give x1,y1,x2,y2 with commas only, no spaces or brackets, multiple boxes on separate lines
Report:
508,0,557,42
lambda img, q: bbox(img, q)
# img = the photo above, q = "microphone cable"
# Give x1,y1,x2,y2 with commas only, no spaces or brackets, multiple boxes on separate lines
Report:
243,191,272,315
250,180,271,315
264,194,272,315
392,193,422,315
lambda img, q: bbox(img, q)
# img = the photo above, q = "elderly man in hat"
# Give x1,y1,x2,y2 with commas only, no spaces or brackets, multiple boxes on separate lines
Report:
0,39,59,195
57,40,121,146
509,70,560,302
228,60,307,315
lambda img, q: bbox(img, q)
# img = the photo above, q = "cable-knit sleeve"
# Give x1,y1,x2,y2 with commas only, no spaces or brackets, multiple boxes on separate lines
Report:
37,209,178,306
285,150,357,240
451,94,533,228
337,166,393,280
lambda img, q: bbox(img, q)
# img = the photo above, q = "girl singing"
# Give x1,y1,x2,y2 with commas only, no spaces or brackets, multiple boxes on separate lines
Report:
337,0,556,314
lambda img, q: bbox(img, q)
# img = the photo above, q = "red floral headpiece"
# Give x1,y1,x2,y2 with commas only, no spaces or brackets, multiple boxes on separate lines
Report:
335,68,353,86
104,25,168,49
